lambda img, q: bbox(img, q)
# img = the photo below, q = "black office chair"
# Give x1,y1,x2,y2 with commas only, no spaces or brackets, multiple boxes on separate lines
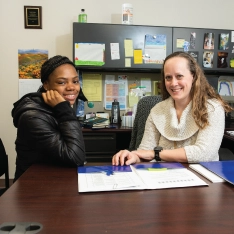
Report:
128,96,234,161
0,138,9,196
129,95,162,151
219,148,234,161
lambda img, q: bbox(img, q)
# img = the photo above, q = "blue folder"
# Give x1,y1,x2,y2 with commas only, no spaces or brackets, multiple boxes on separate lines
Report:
78,163,184,175
133,162,185,170
200,161,234,185
78,165,132,176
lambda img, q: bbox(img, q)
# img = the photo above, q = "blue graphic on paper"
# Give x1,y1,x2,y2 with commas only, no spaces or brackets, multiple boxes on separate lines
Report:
78,165,132,174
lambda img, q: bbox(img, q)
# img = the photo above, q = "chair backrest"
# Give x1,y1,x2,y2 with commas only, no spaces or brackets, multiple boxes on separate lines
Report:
129,95,162,151
0,138,9,195
219,148,234,161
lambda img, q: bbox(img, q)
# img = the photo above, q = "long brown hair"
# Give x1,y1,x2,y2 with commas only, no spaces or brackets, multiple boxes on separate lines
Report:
161,51,232,129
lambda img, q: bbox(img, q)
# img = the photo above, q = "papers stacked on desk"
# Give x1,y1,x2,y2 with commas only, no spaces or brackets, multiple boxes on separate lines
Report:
93,112,110,128
189,164,225,183
77,163,208,193
82,116,109,128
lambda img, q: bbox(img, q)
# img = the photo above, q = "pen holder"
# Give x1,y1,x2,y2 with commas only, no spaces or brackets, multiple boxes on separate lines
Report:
121,116,133,127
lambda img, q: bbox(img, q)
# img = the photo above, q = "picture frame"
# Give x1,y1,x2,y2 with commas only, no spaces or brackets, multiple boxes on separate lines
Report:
24,6,42,29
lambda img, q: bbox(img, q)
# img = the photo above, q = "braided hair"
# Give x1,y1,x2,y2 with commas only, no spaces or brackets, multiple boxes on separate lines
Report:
38,55,76,92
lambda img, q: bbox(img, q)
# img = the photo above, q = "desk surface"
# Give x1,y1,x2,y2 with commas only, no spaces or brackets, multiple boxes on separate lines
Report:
0,163,234,233
82,125,132,133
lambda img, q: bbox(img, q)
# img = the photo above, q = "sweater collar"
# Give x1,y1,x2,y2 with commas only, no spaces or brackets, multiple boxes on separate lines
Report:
153,97,199,141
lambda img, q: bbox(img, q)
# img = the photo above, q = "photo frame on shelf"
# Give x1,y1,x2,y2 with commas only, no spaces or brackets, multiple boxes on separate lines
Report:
24,6,42,29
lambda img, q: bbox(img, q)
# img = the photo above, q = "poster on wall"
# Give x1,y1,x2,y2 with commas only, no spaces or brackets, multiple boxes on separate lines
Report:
219,33,229,50
217,52,228,68
203,33,214,50
74,43,105,66
203,51,214,68
18,49,48,99
104,80,127,110
144,34,166,64
188,51,199,62
218,76,234,96
189,32,196,49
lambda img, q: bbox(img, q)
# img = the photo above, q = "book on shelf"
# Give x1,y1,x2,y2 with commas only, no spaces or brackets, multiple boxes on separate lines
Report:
82,116,109,128
77,162,208,193
92,120,110,129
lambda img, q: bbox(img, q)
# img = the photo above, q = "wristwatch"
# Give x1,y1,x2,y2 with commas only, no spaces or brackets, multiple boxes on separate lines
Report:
154,146,163,161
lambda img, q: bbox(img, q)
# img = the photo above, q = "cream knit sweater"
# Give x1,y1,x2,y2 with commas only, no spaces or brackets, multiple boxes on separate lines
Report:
138,97,225,162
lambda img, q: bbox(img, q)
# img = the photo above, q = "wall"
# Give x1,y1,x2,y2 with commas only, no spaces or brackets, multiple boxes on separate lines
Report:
1,0,234,178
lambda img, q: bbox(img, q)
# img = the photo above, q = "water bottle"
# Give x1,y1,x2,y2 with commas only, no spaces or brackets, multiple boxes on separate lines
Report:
78,9,87,23
111,99,120,124
122,3,133,25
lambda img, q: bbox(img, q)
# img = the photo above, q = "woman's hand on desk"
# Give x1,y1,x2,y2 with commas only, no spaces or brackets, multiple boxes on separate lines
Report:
133,150,155,161
112,150,141,166
112,149,155,166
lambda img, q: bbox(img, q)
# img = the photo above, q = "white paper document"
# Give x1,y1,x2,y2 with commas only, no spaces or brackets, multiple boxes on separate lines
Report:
74,43,105,66
78,171,141,192
133,167,208,189
19,79,42,99
78,163,208,193
189,164,225,183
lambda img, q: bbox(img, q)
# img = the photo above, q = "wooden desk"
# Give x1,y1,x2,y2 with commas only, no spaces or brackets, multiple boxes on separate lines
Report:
82,126,132,162
0,164,234,233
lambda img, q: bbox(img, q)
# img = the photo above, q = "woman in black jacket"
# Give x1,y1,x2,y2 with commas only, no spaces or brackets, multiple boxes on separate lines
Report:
12,55,86,181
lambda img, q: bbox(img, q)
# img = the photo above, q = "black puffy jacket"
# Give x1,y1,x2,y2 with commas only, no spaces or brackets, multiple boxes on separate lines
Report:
12,92,86,181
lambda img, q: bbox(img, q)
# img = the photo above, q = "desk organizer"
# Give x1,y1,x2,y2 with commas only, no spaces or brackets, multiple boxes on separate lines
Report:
121,116,134,127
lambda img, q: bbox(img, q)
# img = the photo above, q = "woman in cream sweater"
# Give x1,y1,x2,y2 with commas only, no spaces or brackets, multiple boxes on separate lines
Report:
112,51,232,165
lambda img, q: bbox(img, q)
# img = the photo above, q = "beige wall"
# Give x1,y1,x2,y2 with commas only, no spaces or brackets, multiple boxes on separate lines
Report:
1,0,234,178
